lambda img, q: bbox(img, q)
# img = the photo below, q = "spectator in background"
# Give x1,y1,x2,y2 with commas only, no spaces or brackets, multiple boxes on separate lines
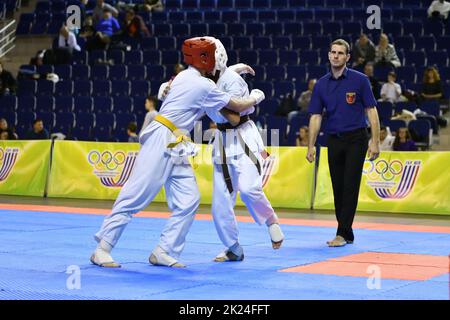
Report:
296,126,309,147
364,62,381,100
140,96,158,135
139,0,164,12
58,25,81,54
375,33,401,68
0,118,18,140
79,16,96,39
127,122,139,143
379,126,395,151
29,50,45,67
0,61,17,96
352,33,376,69
428,0,450,20
25,119,50,140
393,127,417,151
87,9,121,51
297,79,316,112
380,72,406,103
122,9,150,39
421,66,443,101
93,0,118,24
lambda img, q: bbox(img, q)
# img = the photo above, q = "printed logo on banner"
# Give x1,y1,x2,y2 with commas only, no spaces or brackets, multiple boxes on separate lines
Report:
87,150,138,187
0,147,19,182
261,155,277,188
363,159,421,199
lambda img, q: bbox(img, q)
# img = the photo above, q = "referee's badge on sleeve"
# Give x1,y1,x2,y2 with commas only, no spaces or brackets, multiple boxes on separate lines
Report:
346,92,356,104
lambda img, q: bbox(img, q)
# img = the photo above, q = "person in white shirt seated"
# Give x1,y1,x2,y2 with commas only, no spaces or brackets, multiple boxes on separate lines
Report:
428,0,450,20
379,126,395,151
58,25,81,53
379,72,407,103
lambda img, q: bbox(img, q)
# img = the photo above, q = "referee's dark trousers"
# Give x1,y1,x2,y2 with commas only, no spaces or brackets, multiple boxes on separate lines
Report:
327,128,369,242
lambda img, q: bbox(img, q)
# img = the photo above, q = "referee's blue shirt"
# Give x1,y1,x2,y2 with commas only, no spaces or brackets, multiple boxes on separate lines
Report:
308,67,377,134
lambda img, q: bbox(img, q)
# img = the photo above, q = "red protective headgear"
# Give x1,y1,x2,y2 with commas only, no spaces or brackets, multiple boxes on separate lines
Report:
182,37,216,73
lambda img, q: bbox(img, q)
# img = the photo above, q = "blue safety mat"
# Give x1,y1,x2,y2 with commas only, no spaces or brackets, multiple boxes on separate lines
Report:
0,209,448,300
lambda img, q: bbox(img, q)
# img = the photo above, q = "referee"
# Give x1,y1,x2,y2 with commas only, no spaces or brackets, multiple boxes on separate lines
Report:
306,39,380,247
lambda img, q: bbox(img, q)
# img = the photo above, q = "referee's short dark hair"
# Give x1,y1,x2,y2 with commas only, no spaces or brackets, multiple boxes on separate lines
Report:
330,39,350,54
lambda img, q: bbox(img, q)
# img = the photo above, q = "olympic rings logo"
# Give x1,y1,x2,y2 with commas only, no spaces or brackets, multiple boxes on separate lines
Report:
88,150,126,171
363,159,403,181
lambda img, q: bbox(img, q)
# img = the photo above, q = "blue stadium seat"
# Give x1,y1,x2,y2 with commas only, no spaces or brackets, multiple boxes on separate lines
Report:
190,23,208,36
287,65,307,82
417,115,439,135
36,64,53,75
385,119,407,133
394,101,417,113
91,65,109,81
266,66,286,80
17,96,36,112
54,81,73,97
396,66,416,83
115,113,138,136
16,15,33,35
146,65,165,81
111,80,130,97
303,22,322,35
36,80,54,96
295,9,313,20
259,98,278,116
0,96,17,111
307,0,325,8
253,81,274,98
161,50,181,64
377,101,394,121
92,125,112,142
109,65,127,81
96,113,116,130
253,36,271,50
266,116,288,144
76,112,95,128
0,111,17,127
240,11,258,22
131,81,151,97
152,23,172,36
17,111,36,128
259,50,278,65
300,50,319,65
113,97,134,114
314,9,333,21
258,10,277,22
420,100,440,118
251,65,266,81
74,96,93,113
89,50,106,64
125,51,143,64
246,23,264,36
209,23,227,36
143,50,161,65
392,8,412,20
54,112,75,133
272,0,289,8
273,81,294,98
35,1,50,12
311,35,331,50
168,11,185,22
204,11,221,22
308,65,327,78
105,50,123,64
30,21,48,35
54,96,74,113
423,21,444,36
18,80,37,96
93,97,113,113
279,50,299,65
218,36,233,49
404,51,426,66
322,22,342,37
427,50,448,67
141,38,157,50
92,81,111,97
272,36,291,50
289,0,307,7
292,36,311,50
342,21,362,35
53,65,72,81
436,36,450,51
127,65,147,81
408,119,431,149
415,35,436,51
158,36,176,50
276,10,295,21
265,22,283,36
283,22,301,35
36,111,55,128
183,0,199,10
228,23,246,36
403,21,423,36
222,11,239,23
333,8,353,21
227,50,238,64
383,21,403,36
394,35,414,51
326,0,345,7
239,50,259,65
151,11,167,23
165,0,182,10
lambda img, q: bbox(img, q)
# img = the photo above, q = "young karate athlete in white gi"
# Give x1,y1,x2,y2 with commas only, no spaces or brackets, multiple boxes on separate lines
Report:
159,38,285,262
90,37,266,268
205,39,285,262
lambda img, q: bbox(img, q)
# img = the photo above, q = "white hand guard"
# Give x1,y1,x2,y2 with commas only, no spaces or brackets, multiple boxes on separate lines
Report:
249,89,265,104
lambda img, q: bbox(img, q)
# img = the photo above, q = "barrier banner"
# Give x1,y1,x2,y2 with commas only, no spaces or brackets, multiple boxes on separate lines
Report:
47,140,166,201
48,141,315,209
193,145,315,209
314,148,450,215
0,140,51,196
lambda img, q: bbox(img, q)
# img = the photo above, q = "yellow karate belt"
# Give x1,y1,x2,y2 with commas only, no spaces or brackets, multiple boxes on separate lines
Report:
154,114,198,168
